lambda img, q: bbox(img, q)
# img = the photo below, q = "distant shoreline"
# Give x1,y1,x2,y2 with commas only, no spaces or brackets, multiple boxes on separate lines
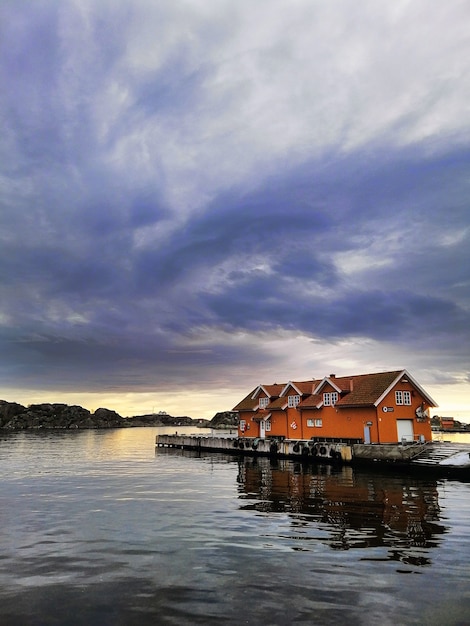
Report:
0,400,237,431
432,428,470,434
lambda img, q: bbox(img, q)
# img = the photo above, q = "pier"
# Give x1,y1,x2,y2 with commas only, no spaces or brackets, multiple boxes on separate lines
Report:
156,434,470,471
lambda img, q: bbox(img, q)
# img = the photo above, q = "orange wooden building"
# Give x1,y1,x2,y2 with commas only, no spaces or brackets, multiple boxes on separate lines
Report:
233,370,437,444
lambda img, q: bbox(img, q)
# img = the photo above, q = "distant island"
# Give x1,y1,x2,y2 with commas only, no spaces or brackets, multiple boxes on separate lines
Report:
0,400,238,431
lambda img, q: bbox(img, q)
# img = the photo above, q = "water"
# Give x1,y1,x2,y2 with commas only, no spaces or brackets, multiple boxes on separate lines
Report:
432,431,470,445
1,427,470,625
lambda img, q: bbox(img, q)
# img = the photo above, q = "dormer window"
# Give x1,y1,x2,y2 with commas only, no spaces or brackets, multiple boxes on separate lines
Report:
288,395,301,408
323,392,338,406
259,397,269,409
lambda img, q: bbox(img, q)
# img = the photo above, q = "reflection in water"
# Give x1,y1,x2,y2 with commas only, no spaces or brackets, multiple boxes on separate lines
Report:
1,433,469,625
236,457,445,566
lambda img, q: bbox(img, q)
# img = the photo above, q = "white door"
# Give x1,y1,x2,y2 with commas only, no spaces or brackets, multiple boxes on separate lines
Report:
259,420,266,439
397,419,414,443
363,426,371,444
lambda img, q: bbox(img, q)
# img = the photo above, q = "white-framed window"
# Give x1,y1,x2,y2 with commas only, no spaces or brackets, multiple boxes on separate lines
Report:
288,394,301,408
259,397,269,409
323,392,338,406
307,418,323,427
395,391,411,406
265,419,271,431
239,420,246,432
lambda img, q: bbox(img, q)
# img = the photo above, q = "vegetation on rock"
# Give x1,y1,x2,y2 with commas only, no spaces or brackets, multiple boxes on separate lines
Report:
0,400,236,430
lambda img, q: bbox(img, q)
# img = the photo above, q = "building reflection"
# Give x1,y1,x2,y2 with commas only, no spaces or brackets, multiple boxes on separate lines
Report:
236,457,446,566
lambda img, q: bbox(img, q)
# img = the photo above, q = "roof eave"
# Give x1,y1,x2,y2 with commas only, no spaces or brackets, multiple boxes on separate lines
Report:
280,381,303,397
336,402,375,409
373,369,438,407
313,376,343,394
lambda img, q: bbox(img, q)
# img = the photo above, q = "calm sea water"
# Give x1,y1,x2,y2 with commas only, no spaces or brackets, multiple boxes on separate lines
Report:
1,427,470,626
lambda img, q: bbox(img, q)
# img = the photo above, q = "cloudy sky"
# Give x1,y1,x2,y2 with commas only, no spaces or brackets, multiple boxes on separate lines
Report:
1,0,469,419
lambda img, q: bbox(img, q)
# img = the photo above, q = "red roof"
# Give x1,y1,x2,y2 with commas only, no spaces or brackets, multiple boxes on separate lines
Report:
262,384,285,397
233,370,437,412
287,381,316,395
232,391,259,412
266,397,288,410
298,394,322,409
335,371,402,407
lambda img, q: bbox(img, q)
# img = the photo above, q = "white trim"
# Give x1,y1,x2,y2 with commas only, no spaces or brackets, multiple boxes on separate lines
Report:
280,381,303,397
323,391,338,406
287,394,301,408
375,371,404,406
374,369,438,407
313,376,342,395
251,384,268,400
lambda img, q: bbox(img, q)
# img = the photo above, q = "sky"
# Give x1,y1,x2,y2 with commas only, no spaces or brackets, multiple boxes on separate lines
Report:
1,0,469,420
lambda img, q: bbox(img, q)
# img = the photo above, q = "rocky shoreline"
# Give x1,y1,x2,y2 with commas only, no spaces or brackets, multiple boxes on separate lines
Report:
0,400,237,431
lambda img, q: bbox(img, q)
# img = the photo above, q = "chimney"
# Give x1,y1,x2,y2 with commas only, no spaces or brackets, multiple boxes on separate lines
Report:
349,379,354,391
330,373,336,378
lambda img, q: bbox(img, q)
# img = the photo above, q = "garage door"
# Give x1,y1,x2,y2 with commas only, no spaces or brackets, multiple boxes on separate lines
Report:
397,419,414,443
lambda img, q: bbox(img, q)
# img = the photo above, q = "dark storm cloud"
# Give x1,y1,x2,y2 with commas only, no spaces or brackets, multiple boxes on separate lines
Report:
0,0,469,399
2,138,469,390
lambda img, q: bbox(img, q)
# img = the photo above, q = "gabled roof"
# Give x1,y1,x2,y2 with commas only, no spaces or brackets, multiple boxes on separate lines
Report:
232,389,260,412
292,380,316,395
335,371,402,407
280,380,315,397
234,370,438,412
250,383,284,400
313,376,343,394
372,369,438,407
232,383,286,412
333,369,438,408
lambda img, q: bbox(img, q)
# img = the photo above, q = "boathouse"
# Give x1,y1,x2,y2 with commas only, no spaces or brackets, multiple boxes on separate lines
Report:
232,370,437,444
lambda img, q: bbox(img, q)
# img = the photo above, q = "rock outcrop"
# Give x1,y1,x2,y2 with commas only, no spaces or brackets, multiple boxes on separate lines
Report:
125,413,194,427
0,400,237,430
0,401,125,430
206,411,238,429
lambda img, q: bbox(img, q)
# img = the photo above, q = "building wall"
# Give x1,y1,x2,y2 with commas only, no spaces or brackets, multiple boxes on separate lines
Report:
376,382,432,443
300,405,377,441
238,411,256,436
267,411,287,438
